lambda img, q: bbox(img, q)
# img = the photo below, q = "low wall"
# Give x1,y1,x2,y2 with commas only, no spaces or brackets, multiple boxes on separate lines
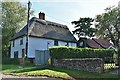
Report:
53,58,104,73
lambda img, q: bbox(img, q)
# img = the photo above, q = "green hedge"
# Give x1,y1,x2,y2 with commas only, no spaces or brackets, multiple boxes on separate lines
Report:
49,46,115,59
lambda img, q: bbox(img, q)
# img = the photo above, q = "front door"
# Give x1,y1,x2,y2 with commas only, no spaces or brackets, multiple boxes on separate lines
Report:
22,49,25,63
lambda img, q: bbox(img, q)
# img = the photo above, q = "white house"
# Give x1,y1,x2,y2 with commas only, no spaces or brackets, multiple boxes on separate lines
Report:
10,12,77,63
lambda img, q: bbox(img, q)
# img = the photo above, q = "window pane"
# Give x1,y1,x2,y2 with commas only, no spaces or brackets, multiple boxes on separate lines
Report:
20,38,23,45
14,51,18,59
54,40,58,46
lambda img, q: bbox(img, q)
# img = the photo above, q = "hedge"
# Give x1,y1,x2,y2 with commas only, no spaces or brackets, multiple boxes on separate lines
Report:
49,46,115,59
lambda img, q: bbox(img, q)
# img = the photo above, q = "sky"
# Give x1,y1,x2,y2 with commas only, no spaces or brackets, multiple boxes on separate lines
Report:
19,0,120,37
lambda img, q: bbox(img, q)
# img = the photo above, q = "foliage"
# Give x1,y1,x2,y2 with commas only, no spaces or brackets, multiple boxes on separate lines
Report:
1,1,34,57
71,17,96,38
2,2,26,57
117,48,120,66
49,46,115,59
95,6,120,47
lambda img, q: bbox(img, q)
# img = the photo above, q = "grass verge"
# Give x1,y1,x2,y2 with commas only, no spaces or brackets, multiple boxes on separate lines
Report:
3,65,118,80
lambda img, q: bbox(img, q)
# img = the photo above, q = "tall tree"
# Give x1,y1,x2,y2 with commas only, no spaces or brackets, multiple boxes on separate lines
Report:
71,17,96,39
95,6,120,47
1,1,33,57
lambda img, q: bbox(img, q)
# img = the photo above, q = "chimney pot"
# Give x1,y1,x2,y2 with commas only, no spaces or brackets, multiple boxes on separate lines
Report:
39,12,45,20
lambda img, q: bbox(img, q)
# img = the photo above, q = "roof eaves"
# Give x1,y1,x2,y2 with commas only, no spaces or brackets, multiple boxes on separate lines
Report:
29,35,77,43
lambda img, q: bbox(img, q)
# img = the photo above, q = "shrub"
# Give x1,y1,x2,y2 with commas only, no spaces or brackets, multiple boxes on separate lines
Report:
116,48,120,65
49,46,115,59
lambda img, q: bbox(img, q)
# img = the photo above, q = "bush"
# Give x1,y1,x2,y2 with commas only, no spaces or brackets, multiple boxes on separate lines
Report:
49,46,115,59
117,48,120,67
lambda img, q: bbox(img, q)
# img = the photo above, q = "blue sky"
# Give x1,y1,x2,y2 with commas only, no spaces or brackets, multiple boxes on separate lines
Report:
20,0,120,32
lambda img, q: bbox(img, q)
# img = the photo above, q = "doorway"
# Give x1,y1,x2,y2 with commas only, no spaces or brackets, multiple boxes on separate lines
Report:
22,49,25,63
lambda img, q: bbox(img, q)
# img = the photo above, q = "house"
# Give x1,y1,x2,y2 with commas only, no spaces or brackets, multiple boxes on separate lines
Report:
78,37,116,50
10,12,77,63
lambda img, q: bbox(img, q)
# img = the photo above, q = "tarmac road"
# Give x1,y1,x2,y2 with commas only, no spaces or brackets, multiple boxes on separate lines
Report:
0,72,63,80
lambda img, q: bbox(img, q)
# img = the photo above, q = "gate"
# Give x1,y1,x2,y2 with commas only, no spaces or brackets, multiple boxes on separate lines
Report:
103,57,118,72
35,50,50,65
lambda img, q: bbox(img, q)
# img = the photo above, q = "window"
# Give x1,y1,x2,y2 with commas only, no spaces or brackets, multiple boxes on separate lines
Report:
54,40,58,46
79,42,83,46
14,51,18,59
20,38,23,45
13,40,15,47
65,42,69,46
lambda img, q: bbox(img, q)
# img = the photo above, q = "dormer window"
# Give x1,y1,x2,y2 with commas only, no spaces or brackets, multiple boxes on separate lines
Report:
20,38,23,45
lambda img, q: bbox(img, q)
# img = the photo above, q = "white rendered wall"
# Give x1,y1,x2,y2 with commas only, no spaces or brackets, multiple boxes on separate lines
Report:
28,37,54,58
28,37,77,58
10,36,26,58
11,36,77,58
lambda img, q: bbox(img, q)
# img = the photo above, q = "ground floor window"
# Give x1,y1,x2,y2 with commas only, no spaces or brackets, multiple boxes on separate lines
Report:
54,40,58,46
14,51,18,59
65,42,69,46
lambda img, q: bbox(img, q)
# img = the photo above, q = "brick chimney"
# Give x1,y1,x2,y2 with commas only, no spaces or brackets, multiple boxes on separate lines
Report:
39,12,45,20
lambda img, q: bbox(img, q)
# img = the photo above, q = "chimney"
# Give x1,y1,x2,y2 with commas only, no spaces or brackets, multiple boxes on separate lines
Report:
39,12,45,20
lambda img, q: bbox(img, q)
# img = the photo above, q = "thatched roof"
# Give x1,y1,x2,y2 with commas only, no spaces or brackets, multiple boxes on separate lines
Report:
11,17,77,42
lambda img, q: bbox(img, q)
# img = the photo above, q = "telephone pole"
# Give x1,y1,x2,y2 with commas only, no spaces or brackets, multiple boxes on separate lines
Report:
25,0,32,59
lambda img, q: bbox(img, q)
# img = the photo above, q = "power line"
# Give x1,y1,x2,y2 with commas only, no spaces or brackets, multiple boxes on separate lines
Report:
46,14,71,25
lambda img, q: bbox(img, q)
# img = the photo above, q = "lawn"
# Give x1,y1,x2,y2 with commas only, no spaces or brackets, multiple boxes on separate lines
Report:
2,64,119,80
1,64,36,73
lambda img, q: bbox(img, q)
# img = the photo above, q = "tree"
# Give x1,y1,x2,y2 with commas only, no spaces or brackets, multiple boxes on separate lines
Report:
1,1,33,57
95,6,120,47
71,17,96,39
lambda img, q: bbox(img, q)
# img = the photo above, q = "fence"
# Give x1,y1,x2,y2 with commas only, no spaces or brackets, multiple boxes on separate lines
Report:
103,57,120,74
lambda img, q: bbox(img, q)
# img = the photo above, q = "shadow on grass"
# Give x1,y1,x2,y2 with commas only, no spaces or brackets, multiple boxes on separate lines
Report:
45,66,119,79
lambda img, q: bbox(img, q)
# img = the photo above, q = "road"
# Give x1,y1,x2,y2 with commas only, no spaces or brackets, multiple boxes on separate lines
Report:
0,72,63,80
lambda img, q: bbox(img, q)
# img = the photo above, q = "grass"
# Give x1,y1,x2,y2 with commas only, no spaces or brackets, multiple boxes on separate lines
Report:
47,67,119,78
2,64,19,70
2,64,119,79
13,69,74,80
1,64,36,73
2,65,74,80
